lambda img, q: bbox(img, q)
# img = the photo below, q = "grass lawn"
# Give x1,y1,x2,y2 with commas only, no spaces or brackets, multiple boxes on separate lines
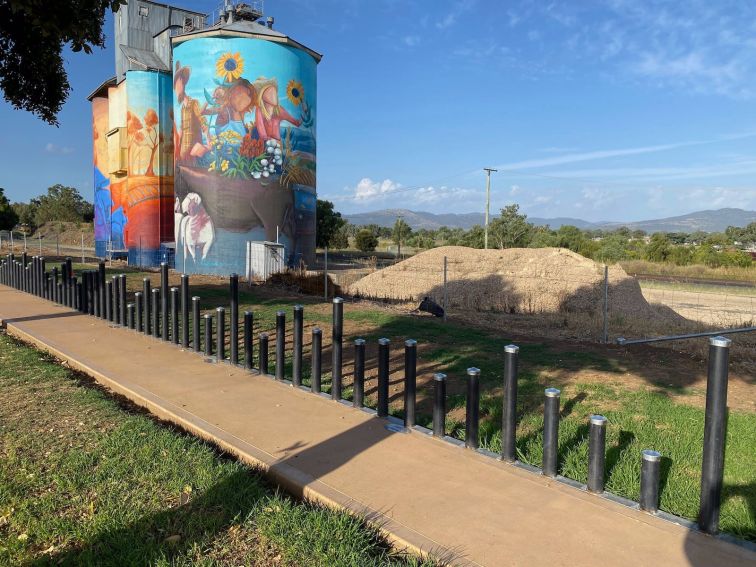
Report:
66,263,756,542
0,333,436,567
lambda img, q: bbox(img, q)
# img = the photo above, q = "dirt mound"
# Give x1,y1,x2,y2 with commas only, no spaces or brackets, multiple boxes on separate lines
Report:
348,246,664,318
33,222,94,247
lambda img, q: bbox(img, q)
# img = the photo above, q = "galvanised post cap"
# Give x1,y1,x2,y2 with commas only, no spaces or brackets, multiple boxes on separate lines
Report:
230,273,238,278
192,296,201,300
590,415,608,426
709,336,732,348
259,332,269,338
144,277,150,282
135,292,142,297
379,337,390,345
642,449,662,462
355,338,366,346
152,288,159,294
434,373,447,382
204,313,212,318
171,286,179,291
405,339,417,347
312,327,322,334
544,387,561,398
217,306,225,312
160,262,167,267
294,304,303,311
616,337,627,345
276,310,285,316
505,344,519,354
333,297,344,304
467,367,481,376
127,302,134,308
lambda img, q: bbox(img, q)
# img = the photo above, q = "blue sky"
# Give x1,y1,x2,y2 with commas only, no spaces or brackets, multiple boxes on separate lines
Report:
2,0,756,222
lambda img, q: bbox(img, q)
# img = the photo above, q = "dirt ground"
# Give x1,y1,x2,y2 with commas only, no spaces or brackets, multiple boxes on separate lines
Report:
641,287,755,327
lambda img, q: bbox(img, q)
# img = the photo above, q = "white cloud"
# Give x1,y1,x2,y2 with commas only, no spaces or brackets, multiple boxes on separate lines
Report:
45,143,74,155
402,35,421,47
351,178,402,201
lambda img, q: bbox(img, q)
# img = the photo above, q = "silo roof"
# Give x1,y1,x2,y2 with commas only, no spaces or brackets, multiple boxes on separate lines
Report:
86,76,117,101
119,45,171,72
171,19,322,63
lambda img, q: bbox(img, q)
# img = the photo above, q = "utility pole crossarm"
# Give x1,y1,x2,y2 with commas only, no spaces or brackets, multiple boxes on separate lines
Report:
483,167,498,250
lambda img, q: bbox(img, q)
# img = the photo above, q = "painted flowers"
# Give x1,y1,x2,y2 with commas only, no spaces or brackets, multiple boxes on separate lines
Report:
215,52,245,83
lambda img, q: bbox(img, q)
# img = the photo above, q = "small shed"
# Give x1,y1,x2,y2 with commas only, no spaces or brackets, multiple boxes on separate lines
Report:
246,241,286,281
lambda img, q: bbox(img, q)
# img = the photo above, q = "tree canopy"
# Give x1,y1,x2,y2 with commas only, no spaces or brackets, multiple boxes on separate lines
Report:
316,199,346,249
0,0,124,124
0,187,18,231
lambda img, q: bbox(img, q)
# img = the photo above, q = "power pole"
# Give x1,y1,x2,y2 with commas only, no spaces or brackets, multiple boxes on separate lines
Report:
396,214,403,259
483,167,497,249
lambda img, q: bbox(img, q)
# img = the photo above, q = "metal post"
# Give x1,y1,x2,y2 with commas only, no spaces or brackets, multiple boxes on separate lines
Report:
88,271,96,315
119,275,127,327
699,336,731,535
80,233,84,263
311,328,322,392
603,265,609,344
192,297,201,352
243,311,253,369
127,303,135,330
135,292,143,332
93,269,100,317
483,167,497,249
292,305,303,386
143,279,151,335
216,307,225,362
543,388,561,477
353,339,365,407
112,276,120,324
65,257,72,288
640,450,662,513
45,272,50,300
588,415,608,493
433,373,447,438
171,287,179,344
75,278,82,311
229,274,238,364
259,333,269,374
56,282,62,305
332,297,343,399
324,246,328,300
160,262,169,341
275,310,285,379
151,288,160,338
106,280,113,322
98,262,106,319
181,274,190,349
204,314,213,357
465,367,481,449
502,344,520,462
377,338,390,417
404,339,417,427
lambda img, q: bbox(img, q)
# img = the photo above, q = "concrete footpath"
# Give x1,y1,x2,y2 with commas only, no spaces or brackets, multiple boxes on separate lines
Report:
0,285,753,566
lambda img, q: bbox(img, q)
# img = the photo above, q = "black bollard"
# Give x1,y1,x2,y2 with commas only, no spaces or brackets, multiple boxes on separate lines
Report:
502,344,520,462
216,307,225,362
119,275,127,327
106,280,114,322
88,271,95,315
331,297,344,398
45,272,51,300
192,297,201,352
404,339,417,428
171,287,179,344
433,373,447,438
127,303,135,330
588,415,608,493
135,292,143,332
160,262,169,341
98,262,106,319
543,388,561,477
151,288,160,338
75,278,82,311
81,270,89,313
377,338,390,418
243,311,253,370
204,314,213,357
311,328,322,392
56,282,63,305
275,311,285,380
465,367,481,449
93,269,101,317
640,450,662,513
65,257,72,288
143,279,152,335
52,267,59,303
292,305,303,386
699,336,731,535
259,333,269,374
229,274,238,364
353,339,365,408
181,275,190,349
112,275,120,324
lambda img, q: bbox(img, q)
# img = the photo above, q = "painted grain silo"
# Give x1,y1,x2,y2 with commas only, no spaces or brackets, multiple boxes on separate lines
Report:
171,2,321,276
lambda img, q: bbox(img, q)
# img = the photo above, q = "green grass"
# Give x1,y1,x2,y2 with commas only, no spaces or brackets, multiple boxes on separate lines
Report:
620,260,756,283
0,333,435,566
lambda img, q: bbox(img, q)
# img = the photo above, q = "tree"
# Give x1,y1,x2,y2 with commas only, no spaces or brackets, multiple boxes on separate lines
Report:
12,200,37,230
316,199,346,249
33,184,93,226
554,225,585,252
487,204,533,249
0,187,18,230
645,233,671,262
392,218,412,256
0,1,125,125
461,225,485,248
354,229,378,253
329,224,350,249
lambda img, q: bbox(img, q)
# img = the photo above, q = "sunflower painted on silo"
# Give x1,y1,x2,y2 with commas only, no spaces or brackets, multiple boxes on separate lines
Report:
286,80,304,106
216,52,245,83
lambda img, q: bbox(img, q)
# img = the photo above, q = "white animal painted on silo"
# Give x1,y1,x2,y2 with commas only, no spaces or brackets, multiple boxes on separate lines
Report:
180,192,214,261
174,196,184,246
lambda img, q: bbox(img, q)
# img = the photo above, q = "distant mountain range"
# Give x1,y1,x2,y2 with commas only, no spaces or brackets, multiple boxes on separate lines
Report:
343,208,756,233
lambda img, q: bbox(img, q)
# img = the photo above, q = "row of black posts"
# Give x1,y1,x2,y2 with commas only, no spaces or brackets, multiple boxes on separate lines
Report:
0,255,733,536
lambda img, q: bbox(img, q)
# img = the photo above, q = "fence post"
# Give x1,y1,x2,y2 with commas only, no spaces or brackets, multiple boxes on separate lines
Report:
192,297,201,352
311,328,322,392
443,256,448,322
119,275,127,327
332,297,344,400
181,275,190,349
543,388,561,477
160,262,169,341
127,303,135,330
151,288,160,338
603,265,609,344
293,305,303,386
275,310,286,379
433,373,447,438
640,450,662,513
259,333,269,374
353,339,365,408
502,344,520,462
204,314,213,357
106,280,113,322
324,246,328,300
98,262,106,319
465,367,481,449
229,274,238,364
377,338,390,417
588,415,608,493
404,339,417,428
143,279,152,335
216,307,226,362
698,336,731,535
135,292,143,332
244,311,253,369
171,287,179,344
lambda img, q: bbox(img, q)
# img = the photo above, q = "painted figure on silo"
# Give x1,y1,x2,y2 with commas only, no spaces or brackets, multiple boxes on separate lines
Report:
173,38,317,276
